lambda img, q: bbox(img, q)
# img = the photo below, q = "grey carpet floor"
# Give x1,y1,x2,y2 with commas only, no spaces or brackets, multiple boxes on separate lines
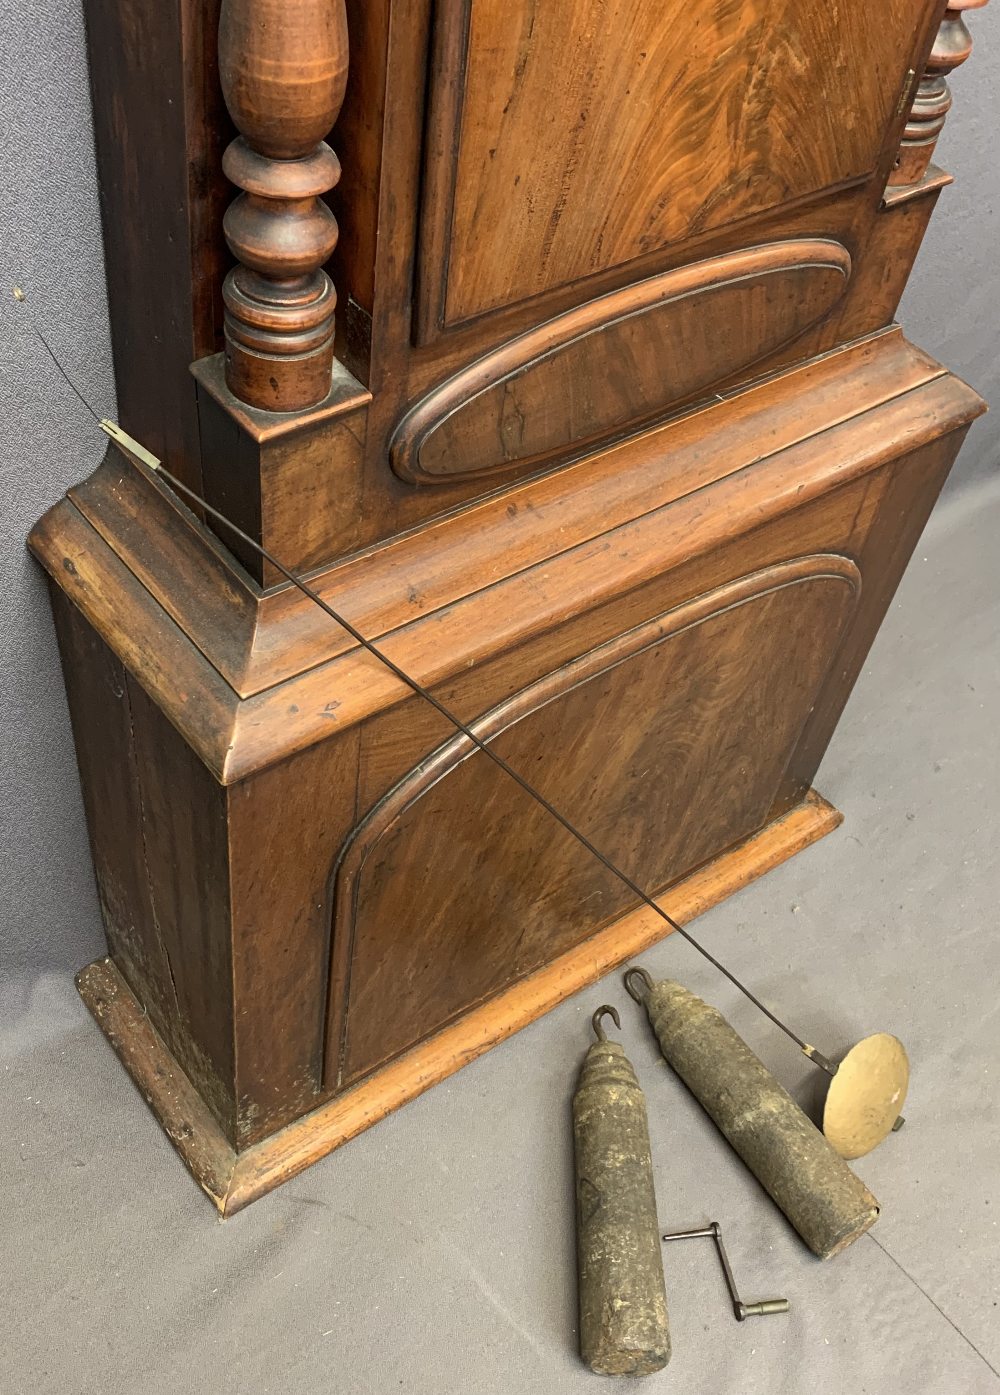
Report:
4,474,999,1395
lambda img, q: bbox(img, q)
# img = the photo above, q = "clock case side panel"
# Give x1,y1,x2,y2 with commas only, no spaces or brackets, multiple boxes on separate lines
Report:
82,0,231,495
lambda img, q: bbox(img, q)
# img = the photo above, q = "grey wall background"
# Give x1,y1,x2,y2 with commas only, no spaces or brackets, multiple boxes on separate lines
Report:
1,1,997,1030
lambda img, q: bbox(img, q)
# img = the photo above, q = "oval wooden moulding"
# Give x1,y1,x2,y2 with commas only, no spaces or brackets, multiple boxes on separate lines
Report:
391,240,853,484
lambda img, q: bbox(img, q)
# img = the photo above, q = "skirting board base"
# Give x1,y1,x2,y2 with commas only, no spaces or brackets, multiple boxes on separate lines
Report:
76,789,842,1216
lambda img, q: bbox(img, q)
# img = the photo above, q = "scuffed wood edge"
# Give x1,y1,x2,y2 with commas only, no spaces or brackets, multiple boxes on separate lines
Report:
78,790,841,1216
76,960,237,1212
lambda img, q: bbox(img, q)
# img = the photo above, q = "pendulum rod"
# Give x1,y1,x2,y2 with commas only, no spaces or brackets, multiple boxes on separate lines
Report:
104,418,838,1075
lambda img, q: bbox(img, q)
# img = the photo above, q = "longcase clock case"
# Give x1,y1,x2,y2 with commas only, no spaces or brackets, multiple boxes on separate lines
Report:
29,0,989,1211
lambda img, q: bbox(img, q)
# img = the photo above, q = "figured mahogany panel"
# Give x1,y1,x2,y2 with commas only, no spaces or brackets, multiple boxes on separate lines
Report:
393,240,852,483
418,0,916,331
326,557,860,1088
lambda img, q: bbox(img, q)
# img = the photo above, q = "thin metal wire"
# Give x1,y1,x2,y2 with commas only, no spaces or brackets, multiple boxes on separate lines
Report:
35,321,114,424
28,310,827,1068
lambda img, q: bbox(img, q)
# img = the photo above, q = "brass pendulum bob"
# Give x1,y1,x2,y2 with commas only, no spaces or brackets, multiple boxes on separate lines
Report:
624,970,880,1261
821,1032,909,1160
573,1006,671,1376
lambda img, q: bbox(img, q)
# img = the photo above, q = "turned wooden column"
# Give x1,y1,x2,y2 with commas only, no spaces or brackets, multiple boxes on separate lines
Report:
219,0,349,411
189,0,370,584
889,0,989,187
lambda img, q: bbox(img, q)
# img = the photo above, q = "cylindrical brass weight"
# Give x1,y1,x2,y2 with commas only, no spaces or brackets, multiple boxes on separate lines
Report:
629,974,879,1260
573,1007,671,1376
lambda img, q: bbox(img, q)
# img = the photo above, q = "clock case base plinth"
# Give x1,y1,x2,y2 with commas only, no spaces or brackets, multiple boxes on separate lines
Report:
75,790,839,1217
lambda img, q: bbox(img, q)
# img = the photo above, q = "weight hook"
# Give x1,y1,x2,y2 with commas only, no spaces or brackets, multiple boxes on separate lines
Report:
591,1004,621,1042
624,965,655,1004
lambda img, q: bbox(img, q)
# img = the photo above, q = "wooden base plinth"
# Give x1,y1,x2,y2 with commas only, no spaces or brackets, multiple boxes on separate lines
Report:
76,790,841,1216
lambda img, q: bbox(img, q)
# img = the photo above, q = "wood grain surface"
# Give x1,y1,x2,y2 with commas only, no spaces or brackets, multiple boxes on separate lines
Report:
327,560,859,1086
420,0,917,327
393,241,852,483
82,0,230,493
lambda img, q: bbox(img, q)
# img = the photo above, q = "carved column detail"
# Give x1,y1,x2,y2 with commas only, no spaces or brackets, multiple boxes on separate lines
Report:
889,0,989,187
218,0,349,411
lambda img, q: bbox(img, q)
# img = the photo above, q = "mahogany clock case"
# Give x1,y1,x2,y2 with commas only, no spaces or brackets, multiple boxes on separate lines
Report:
28,0,989,1211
